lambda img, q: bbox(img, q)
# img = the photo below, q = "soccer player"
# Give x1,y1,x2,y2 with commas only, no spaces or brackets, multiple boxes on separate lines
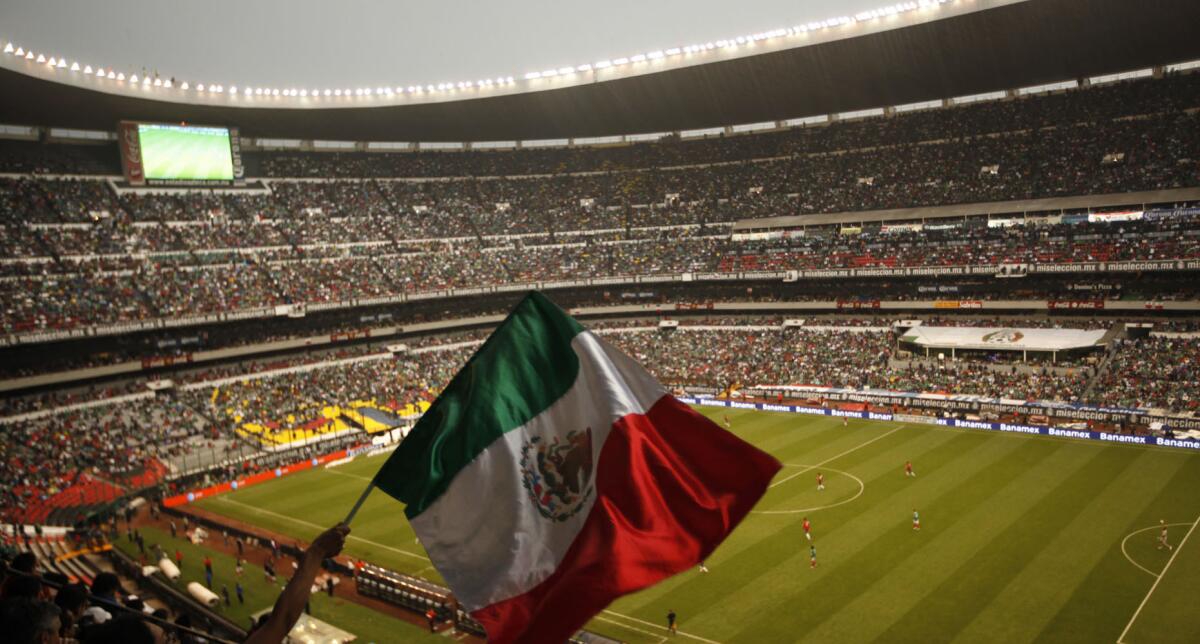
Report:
667,609,678,635
1158,520,1173,551
698,561,709,573
912,509,921,531
905,461,916,478
810,544,818,569
843,416,848,428
816,472,825,491
723,415,731,430
802,517,812,541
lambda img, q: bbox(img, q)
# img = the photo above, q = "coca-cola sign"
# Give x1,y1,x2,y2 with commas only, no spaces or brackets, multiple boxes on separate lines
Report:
118,121,145,185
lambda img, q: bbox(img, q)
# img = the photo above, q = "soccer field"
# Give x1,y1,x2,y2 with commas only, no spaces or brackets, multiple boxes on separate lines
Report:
196,408,1200,643
138,124,234,181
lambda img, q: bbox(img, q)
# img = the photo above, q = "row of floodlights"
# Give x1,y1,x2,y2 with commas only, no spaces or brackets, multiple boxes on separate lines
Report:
2,1,948,101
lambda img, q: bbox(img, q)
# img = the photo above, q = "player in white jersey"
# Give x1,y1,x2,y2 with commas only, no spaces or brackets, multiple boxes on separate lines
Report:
1158,520,1173,551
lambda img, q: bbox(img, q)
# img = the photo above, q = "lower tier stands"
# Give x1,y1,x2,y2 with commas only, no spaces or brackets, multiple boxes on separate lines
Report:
4,322,1197,524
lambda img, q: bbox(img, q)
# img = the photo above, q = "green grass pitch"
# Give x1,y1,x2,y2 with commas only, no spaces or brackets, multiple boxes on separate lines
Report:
196,408,1200,643
137,125,234,181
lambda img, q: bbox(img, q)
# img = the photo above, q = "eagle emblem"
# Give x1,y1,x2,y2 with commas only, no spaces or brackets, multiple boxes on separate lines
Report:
520,427,595,522
982,330,1024,344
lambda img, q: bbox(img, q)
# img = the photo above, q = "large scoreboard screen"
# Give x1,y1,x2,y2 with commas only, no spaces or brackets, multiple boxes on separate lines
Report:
118,121,244,186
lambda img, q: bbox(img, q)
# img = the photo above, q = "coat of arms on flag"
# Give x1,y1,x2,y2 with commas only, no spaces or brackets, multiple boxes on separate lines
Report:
520,427,594,522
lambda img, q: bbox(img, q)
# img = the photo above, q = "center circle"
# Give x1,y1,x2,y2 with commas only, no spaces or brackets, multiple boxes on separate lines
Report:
750,464,866,515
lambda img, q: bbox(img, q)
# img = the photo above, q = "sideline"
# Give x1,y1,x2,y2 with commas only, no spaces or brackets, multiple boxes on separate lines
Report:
212,496,432,562
600,609,722,644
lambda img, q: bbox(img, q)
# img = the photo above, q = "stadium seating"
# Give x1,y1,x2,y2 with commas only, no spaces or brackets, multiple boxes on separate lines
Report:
1,71,1199,338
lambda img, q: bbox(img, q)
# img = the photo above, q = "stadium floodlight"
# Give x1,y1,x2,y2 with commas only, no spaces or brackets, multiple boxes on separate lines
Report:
70,62,79,71
665,47,681,56
163,79,171,88
613,57,629,65
82,65,92,74
35,53,45,63
576,64,591,72
542,69,557,77
56,58,66,68
333,89,342,96
14,47,24,56
556,66,573,75
631,53,646,62
107,71,116,79
117,72,125,81
647,50,664,59
300,89,308,97
2,43,12,54
143,76,151,85
46,57,56,66
25,51,35,60
271,88,279,96
180,81,188,89
524,71,541,80
197,83,205,91
153,77,161,86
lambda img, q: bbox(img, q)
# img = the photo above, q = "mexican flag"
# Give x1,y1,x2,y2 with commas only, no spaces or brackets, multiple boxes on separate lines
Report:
371,292,781,643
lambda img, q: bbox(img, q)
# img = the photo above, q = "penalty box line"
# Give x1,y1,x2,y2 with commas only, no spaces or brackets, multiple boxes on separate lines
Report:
1116,511,1200,643
769,424,907,489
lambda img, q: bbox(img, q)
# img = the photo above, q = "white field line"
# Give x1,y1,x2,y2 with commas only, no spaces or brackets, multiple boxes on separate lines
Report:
320,468,373,482
600,609,722,644
213,496,431,562
768,425,906,489
1117,512,1200,643
593,614,670,641
1119,522,1192,578
753,465,865,515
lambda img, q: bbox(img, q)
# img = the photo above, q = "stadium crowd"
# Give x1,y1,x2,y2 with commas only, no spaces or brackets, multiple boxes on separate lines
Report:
3,212,1199,335
0,322,1193,527
2,70,1200,335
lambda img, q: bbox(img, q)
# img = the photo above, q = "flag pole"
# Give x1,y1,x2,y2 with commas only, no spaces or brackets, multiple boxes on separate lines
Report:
344,482,375,525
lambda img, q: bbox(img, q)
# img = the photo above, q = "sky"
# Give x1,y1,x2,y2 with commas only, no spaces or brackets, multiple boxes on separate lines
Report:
0,0,895,89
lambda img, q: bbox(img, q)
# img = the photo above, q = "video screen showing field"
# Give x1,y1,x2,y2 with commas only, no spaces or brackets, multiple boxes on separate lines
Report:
137,123,234,181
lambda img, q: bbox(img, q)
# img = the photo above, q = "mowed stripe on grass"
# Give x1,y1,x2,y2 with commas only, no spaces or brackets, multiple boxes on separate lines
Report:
196,407,1200,643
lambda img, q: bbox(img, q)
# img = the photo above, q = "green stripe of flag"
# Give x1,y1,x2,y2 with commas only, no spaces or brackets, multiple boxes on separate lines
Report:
372,292,585,518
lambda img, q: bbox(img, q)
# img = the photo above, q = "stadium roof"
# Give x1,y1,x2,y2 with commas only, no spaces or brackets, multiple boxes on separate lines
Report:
2,0,1199,141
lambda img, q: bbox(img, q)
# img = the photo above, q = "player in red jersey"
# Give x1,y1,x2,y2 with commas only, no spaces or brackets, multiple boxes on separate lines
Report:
905,461,916,478
802,517,812,541
816,472,825,491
